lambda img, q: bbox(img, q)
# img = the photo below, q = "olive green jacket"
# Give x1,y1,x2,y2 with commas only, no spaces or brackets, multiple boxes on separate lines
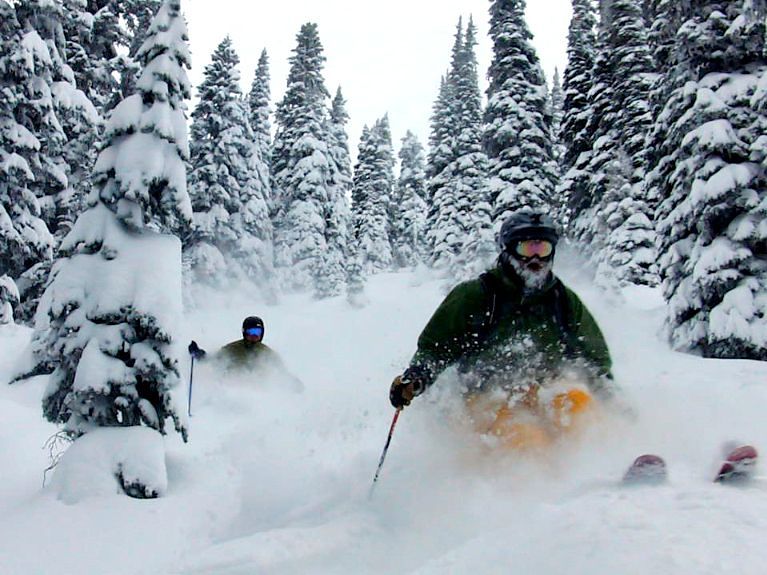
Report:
216,340,285,372
214,339,304,392
410,265,613,396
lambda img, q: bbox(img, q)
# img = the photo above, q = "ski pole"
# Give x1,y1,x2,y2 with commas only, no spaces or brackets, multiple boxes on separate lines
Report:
187,355,195,417
369,408,402,499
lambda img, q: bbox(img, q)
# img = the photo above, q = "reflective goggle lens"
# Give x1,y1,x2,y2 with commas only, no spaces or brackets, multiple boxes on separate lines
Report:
244,327,263,337
514,239,554,259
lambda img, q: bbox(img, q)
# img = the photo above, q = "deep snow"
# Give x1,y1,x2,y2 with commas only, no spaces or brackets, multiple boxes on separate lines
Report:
2,253,767,575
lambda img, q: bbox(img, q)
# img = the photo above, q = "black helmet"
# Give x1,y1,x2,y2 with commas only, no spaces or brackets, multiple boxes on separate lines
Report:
498,211,559,251
242,316,264,331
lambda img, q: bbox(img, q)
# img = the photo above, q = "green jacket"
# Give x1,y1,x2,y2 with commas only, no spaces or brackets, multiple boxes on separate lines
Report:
410,265,613,396
214,339,304,392
216,340,285,372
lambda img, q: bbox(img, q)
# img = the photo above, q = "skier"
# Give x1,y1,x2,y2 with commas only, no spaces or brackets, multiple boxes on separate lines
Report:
189,316,303,391
389,210,615,449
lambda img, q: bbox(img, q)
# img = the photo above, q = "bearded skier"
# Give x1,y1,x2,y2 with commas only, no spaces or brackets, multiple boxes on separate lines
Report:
389,210,615,449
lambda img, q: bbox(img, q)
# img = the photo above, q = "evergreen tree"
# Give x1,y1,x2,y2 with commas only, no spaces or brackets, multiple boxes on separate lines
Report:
187,37,273,288
315,87,352,298
570,0,658,289
393,131,428,267
452,18,494,276
32,0,193,443
118,0,163,107
352,118,394,273
0,2,55,284
272,23,339,291
560,0,597,175
425,22,463,254
3,0,99,323
651,1,767,358
426,17,493,274
0,275,20,326
345,243,367,308
247,48,273,212
549,68,565,171
62,0,123,116
484,0,558,223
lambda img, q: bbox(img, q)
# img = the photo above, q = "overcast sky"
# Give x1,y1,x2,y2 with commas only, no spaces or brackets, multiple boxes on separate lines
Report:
185,0,572,158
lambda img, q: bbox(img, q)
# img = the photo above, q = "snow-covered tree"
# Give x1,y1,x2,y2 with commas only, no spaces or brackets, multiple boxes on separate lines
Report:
315,87,353,298
0,2,55,284
425,21,463,252
345,243,367,308
187,37,273,288
550,67,565,164
560,0,597,176
352,117,395,273
272,23,339,292
450,18,494,276
0,275,20,325
426,17,493,275
392,131,428,267
484,0,558,224
247,48,273,212
650,1,767,359
33,0,193,446
574,0,658,289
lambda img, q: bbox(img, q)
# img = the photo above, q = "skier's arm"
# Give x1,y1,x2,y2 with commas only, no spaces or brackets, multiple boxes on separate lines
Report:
407,280,489,390
566,291,615,396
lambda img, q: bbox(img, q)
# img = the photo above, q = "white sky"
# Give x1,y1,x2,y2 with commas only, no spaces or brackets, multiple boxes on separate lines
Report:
185,0,572,158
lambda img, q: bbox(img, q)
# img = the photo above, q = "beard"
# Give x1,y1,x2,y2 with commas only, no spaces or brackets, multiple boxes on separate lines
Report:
508,255,553,291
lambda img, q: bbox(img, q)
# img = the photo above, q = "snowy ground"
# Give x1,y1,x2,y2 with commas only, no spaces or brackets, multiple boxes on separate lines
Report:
3,255,767,575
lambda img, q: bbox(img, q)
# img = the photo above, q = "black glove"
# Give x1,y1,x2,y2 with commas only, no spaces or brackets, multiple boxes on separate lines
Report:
389,365,431,409
188,340,206,359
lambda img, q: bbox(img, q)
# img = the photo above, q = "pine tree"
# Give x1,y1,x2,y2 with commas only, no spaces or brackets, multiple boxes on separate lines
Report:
247,48,273,211
451,18,494,277
425,22,463,258
33,0,193,444
315,87,352,298
0,275,20,325
352,118,394,273
549,68,565,171
570,0,658,289
393,131,428,267
651,1,767,358
560,0,597,176
345,243,367,307
0,2,55,284
484,0,558,223
426,17,493,274
272,23,338,291
187,37,273,288
118,0,163,106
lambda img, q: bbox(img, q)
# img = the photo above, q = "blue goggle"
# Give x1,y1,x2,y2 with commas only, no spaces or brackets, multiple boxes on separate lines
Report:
244,327,263,337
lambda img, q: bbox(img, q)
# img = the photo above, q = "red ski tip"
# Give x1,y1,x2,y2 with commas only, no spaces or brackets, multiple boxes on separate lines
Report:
716,445,758,484
623,454,667,484
725,445,758,462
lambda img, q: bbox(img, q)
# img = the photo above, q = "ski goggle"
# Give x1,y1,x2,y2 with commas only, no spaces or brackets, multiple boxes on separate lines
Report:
513,239,554,259
244,327,264,337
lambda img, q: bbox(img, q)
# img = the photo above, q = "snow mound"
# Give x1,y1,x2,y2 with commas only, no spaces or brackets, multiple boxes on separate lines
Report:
51,426,167,503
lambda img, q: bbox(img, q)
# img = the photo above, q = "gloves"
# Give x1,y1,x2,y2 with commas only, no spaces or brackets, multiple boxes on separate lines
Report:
188,340,206,359
389,365,431,409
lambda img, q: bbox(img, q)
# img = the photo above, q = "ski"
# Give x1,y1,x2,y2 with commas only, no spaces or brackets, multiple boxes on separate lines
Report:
715,445,758,484
623,454,667,485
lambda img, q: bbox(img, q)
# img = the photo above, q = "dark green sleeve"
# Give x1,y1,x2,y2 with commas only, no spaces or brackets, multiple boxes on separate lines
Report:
565,288,613,380
410,280,489,385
